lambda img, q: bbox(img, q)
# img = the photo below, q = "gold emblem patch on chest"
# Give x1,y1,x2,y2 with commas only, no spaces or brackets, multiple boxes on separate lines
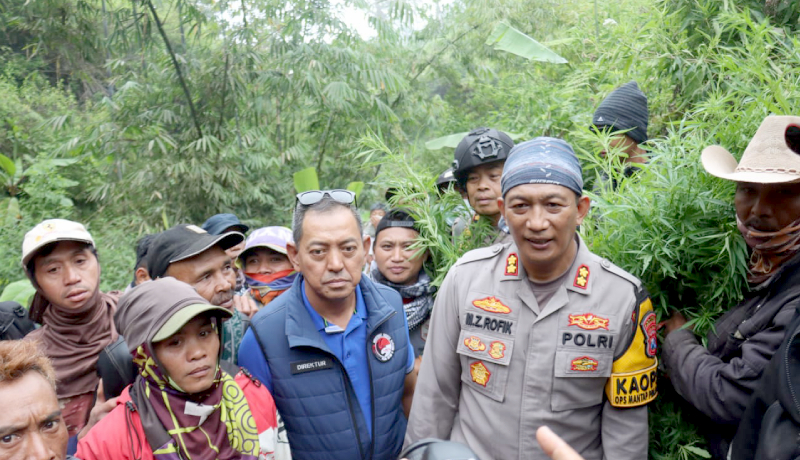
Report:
472,296,512,314
470,361,491,386
568,313,610,331
464,336,486,352
571,356,599,372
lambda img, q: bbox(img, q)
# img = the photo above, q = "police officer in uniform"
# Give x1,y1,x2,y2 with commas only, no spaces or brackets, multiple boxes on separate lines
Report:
406,138,657,460
451,128,515,245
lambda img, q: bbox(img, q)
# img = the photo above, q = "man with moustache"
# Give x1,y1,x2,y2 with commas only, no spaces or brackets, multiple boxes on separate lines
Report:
661,115,800,459
146,223,247,364
239,190,416,460
406,138,656,460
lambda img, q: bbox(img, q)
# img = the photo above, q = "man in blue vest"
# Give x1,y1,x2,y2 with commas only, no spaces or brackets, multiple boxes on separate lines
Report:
239,190,416,460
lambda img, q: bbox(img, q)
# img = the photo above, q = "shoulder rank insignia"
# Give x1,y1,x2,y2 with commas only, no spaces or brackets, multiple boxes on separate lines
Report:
573,264,590,289
472,296,512,314
464,336,486,352
489,341,506,359
470,361,491,386
505,253,519,276
640,311,658,358
568,313,610,331
571,356,598,372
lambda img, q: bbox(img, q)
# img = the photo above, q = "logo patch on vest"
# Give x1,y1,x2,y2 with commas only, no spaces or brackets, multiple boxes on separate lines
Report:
470,361,491,386
568,313,609,331
472,296,511,314
573,264,590,289
464,336,486,352
640,311,658,358
291,358,333,375
372,333,395,362
488,341,506,359
505,253,519,276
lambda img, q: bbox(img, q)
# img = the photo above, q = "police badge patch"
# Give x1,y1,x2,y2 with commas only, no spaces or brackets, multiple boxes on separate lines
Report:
464,336,486,352
472,296,512,314
372,333,395,362
470,361,491,386
488,341,506,359
571,356,599,372
640,311,658,358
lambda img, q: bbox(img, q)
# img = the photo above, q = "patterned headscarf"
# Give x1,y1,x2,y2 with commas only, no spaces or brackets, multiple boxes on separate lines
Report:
117,278,260,460
371,269,436,330
501,137,583,197
132,342,259,460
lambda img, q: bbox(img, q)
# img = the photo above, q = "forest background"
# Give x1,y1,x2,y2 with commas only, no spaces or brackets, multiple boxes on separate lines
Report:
1,0,799,456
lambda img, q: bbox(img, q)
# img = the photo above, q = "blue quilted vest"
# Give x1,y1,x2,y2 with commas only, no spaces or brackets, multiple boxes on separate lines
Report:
249,275,409,460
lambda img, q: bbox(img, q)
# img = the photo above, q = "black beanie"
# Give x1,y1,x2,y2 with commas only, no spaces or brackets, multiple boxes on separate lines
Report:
592,81,648,145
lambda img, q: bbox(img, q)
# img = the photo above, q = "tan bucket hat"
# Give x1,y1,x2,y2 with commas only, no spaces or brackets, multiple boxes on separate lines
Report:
702,115,800,183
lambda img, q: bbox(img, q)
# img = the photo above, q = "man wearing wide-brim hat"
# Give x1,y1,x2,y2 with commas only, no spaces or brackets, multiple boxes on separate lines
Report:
661,115,800,459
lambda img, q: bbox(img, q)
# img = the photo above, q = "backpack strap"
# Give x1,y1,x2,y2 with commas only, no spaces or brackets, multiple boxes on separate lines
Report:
0,301,36,340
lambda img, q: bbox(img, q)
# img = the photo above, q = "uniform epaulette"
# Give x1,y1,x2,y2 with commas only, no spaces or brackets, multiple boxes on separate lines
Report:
597,258,642,289
455,244,505,266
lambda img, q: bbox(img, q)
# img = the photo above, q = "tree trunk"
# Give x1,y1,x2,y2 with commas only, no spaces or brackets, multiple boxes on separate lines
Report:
316,111,335,172
217,53,229,138
144,0,203,138
177,0,187,50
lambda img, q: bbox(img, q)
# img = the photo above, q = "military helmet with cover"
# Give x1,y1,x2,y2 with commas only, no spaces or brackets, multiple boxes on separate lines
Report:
452,127,514,187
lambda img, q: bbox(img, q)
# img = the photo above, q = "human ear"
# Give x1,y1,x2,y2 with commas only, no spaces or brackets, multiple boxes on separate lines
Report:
286,243,301,272
575,195,592,225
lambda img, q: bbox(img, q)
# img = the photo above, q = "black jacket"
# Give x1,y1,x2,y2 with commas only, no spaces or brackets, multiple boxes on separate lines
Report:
662,253,800,458
730,306,800,460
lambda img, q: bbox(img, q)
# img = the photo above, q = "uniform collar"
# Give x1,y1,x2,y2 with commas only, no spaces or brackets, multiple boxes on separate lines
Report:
300,280,367,333
285,275,393,351
501,235,595,321
499,234,594,295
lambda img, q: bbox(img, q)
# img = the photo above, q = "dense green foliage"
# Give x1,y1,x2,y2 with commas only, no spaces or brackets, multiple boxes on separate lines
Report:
1,0,799,456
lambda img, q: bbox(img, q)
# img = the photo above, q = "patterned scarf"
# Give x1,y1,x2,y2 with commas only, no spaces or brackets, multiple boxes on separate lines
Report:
737,216,800,285
371,269,436,330
244,270,298,306
132,344,259,460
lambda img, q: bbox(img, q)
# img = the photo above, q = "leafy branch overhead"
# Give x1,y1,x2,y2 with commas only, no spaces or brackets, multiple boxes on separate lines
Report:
485,22,568,64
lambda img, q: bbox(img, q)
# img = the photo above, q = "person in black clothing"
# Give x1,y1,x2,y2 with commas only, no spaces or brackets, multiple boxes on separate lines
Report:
661,116,800,459
590,81,649,190
730,305,800,460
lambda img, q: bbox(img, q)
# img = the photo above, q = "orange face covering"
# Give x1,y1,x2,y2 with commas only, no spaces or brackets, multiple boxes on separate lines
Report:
737,216,800,285
245,269,296,305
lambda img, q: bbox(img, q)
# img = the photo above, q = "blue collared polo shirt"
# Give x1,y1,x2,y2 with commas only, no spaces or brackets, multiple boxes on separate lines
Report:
238,281,414,436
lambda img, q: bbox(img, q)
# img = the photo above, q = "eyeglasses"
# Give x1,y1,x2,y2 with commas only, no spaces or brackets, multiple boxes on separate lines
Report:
296,189,357,206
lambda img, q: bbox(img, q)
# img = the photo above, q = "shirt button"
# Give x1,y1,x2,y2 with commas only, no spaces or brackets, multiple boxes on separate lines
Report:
601,259,611,268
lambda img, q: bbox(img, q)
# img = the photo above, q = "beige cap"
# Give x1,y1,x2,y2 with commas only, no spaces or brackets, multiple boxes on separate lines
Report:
702,115,800,183
22,219,95,266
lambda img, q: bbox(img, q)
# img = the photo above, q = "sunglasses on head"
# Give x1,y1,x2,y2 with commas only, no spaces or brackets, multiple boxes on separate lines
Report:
296,189,357,206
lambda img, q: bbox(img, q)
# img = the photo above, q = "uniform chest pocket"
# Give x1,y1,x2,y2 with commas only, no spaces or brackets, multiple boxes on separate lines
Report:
456,330,514,403
550,348,613,411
